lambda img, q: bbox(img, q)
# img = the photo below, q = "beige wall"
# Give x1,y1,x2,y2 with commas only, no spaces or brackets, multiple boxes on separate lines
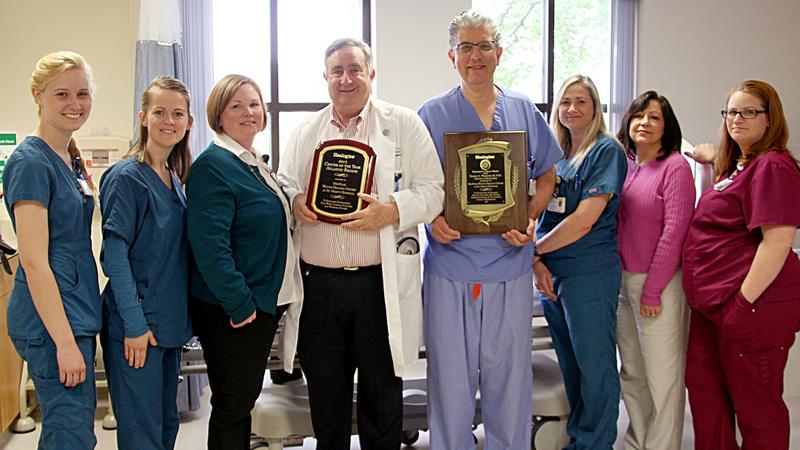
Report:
637,0,800,155
0,0,138,256
0,0,138,142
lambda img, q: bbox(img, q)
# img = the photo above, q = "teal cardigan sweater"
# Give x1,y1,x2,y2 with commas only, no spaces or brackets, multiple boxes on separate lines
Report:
186,143,287,323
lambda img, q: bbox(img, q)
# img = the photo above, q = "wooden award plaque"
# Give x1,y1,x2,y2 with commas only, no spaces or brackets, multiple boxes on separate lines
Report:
306,139,376,224
444,131,529,234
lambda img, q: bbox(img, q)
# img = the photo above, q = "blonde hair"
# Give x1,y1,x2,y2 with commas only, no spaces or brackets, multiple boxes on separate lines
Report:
128,76,192,183
30,51,94,188
550,74,613,169
206,74,267,135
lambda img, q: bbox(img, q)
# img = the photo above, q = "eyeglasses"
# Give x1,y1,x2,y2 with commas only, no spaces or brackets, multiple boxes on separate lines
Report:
720,108,767,120
454,41,496,54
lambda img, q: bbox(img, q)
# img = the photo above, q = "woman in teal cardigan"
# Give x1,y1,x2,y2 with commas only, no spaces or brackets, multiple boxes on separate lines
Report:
186,74,301,450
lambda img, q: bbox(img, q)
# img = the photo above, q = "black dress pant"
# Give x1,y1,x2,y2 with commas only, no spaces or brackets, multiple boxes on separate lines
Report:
298,262,402,450
190,298,289,450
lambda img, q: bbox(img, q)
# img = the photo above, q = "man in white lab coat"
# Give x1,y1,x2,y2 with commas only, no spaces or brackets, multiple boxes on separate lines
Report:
277,37,443,450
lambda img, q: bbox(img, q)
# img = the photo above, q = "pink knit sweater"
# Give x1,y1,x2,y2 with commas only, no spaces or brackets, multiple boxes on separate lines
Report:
618,151,695,306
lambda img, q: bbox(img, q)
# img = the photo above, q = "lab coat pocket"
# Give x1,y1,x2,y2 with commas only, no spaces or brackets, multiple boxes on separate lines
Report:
395,251,422,362
396,253,421,300
49,252,80,293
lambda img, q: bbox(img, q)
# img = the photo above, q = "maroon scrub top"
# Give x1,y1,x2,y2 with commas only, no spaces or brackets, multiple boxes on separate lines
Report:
683,150,800,316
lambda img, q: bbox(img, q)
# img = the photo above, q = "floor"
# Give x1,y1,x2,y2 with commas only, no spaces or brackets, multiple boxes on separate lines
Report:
2,384,800,449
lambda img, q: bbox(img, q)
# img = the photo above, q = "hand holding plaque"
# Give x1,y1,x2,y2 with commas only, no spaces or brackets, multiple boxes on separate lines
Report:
444,131,528,234
306,139,376,224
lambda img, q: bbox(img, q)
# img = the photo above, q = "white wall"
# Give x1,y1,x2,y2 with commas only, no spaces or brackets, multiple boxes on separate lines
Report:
373,0,468,110
637,0,800,155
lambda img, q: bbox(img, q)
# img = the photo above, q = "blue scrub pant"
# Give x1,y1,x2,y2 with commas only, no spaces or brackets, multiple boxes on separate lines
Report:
542,267,621,450
423,271,533,450
12,334,97,450
102,337,181,450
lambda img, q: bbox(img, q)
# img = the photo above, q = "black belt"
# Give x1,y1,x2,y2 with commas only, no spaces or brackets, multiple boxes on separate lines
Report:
300,260,381,274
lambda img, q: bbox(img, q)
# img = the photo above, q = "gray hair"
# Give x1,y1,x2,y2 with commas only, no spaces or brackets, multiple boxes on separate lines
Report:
324,38,373,73
448,10,501,49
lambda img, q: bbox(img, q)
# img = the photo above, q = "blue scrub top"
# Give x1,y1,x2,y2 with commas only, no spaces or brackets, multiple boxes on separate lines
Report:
536,134,627,277
99,157,191,348
2,136,100,339
419,85,563,283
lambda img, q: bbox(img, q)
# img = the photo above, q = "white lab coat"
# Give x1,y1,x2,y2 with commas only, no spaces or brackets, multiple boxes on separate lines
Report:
278,98,444,376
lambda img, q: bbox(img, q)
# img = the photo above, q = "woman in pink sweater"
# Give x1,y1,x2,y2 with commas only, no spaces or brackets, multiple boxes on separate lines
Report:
615,91,695,450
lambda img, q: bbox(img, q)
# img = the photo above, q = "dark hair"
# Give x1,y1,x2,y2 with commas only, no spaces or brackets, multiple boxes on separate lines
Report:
715,79,790,179
617,90,682,161
129,76,192,183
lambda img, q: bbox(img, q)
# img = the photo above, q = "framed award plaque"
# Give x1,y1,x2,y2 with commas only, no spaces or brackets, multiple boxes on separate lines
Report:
306,139,376,224
444,131,529,234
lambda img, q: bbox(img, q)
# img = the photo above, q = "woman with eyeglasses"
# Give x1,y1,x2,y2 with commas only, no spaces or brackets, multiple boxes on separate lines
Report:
2,51,100,449
533,74,627,449
682,80,800,450
615,91,695,450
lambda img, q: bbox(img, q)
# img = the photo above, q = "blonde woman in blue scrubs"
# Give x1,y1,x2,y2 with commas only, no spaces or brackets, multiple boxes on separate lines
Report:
2,51,101,449
534,75,627,449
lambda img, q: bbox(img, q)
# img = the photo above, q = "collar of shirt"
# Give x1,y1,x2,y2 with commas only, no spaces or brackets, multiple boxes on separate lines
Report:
213,133,282,197
214,133,262,166
329,98,372,134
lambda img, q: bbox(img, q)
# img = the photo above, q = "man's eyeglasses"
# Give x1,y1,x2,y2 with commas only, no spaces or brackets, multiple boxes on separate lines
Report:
720,108,767,120
454,41,496,54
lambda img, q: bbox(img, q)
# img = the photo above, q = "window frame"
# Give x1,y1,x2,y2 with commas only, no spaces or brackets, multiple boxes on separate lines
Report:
535,0,608,118
266,0,372,169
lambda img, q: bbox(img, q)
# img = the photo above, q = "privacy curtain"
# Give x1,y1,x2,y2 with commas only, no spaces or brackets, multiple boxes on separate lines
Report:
133,0,184,139
609,0,637,134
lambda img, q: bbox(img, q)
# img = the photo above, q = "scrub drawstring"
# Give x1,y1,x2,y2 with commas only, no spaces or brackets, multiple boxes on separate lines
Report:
472,283,481,300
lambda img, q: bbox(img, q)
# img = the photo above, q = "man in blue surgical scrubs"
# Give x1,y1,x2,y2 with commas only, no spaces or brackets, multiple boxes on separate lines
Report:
418,10,562,450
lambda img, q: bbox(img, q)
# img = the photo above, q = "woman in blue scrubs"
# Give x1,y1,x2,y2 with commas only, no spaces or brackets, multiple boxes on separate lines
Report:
2,51,100,449
533,75,627,449
99,76,193,450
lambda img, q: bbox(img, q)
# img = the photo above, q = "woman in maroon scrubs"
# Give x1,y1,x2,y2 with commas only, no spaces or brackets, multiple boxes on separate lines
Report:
682,80,800,450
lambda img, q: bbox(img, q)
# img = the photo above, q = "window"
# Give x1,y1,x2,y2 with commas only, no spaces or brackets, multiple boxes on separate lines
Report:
472,0,611,117
213,0,371,168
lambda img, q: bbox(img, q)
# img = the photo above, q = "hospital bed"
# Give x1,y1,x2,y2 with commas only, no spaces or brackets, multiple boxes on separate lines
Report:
249,297,571,449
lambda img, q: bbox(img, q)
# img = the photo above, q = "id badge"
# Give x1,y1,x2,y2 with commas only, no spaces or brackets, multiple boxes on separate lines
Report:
77,178,93,196
713,178,733,191
546,196,566,213
528,178,536,196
